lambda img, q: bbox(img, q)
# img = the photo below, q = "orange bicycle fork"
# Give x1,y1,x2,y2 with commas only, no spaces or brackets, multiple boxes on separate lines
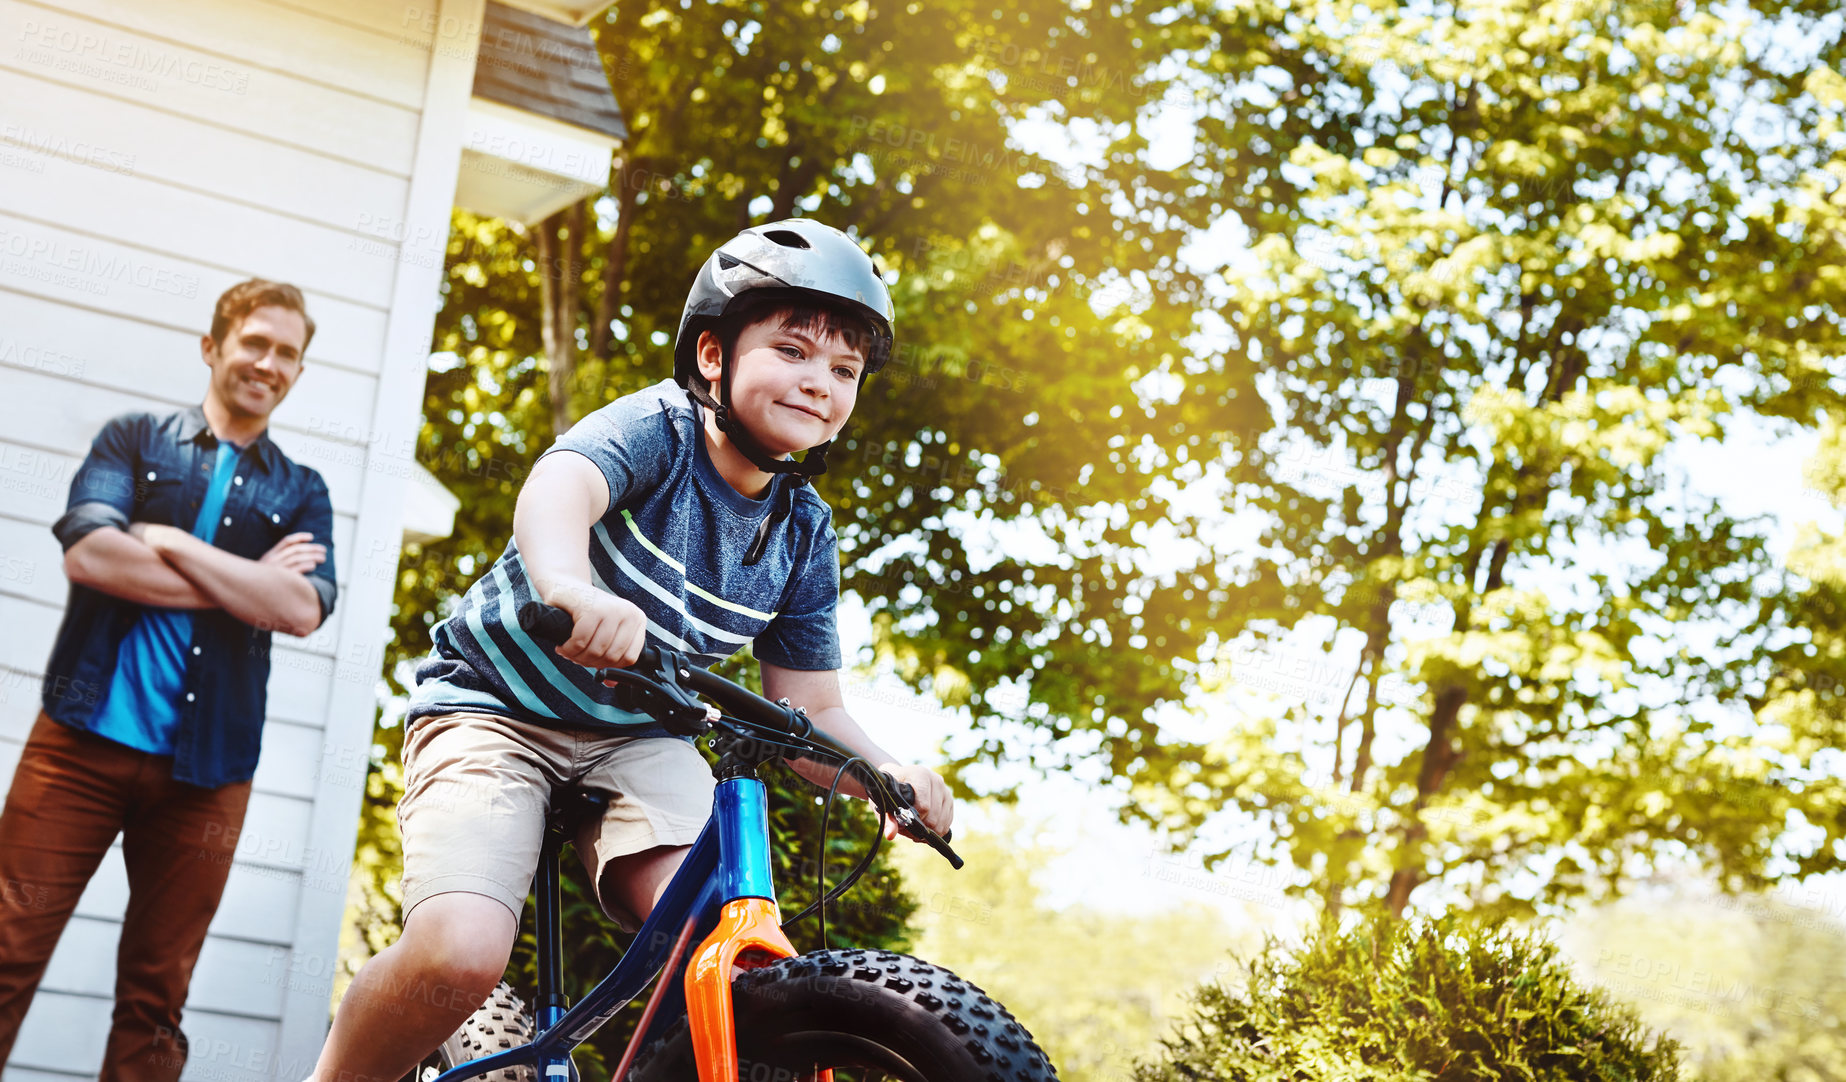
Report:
681,777,832,1082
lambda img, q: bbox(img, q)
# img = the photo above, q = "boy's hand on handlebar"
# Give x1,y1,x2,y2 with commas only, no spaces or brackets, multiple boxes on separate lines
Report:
879,763,953,841
551,590,649,670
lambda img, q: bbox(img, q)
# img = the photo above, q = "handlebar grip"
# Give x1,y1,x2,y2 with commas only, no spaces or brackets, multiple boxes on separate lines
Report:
520,602,663,675
518,601,576,644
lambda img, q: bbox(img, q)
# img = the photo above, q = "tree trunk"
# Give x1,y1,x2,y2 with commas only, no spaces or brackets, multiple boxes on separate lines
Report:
535,202,584,435
1349,650,1382,791
590,157,638,360
1385,683,1468,917
1379,298,1588,918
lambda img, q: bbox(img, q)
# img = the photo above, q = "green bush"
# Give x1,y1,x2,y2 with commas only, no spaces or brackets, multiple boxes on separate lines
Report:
1137,918,1680,1082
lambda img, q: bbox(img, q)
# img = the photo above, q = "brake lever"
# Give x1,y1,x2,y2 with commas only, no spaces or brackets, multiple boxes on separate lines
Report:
590,649,710,736
885,776,963,870
596,665,657,692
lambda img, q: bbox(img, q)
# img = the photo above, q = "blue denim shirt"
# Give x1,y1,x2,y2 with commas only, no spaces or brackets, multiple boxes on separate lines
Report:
45,406,339,788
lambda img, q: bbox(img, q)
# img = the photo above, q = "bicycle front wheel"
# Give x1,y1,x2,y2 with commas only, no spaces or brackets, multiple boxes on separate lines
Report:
624,948,1058,1082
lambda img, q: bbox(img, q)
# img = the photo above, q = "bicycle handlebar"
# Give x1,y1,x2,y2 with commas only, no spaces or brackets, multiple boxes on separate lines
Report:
517,601,962,869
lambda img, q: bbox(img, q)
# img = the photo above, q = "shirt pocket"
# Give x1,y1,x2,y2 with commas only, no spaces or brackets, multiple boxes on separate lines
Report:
132,474,186,526
218,474,294,557
249,499,298,554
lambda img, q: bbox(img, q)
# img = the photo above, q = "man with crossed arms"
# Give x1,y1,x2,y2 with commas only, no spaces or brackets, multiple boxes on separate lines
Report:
0,279,338,1080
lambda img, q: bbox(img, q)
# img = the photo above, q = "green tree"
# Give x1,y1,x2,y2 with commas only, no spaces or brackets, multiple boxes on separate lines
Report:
1103,0,1846,917
379,0,1194,753
1752,411,1846,877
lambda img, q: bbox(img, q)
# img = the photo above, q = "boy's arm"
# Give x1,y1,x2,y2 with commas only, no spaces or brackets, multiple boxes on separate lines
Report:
760,662,955,838
514,450,651,668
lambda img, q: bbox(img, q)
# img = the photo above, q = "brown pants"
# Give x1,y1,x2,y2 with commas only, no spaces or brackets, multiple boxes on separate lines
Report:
0,713,251,1081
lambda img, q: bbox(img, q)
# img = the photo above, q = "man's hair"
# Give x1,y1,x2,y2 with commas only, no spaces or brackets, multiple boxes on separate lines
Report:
704,293,877,388
210,279,316,354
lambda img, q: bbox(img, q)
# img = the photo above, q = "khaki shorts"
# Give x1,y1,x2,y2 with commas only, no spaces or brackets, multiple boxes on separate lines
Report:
397,709,715,930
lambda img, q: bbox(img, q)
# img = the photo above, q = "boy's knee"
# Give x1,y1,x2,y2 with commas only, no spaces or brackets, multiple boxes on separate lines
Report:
401,895,516,995
395,938,507,1015
420,934,502,997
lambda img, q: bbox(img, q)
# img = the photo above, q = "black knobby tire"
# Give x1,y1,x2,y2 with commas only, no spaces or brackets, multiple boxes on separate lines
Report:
624,948,1058,1082
413,980,567,1082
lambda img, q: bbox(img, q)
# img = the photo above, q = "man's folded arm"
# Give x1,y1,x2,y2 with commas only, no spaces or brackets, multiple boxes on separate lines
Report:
142,526,325,638
291,474,338,626
53,417,216,609
58,505,216,610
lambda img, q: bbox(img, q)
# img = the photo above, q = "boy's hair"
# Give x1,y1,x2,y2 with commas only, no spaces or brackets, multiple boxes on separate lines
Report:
699,293,878,391
210,278,316,353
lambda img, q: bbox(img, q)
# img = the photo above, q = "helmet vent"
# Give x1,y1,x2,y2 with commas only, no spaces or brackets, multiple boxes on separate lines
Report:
761,229,812,249
718,254,741,269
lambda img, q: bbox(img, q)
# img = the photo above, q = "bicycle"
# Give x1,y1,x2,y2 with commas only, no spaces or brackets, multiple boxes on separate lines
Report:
407,600,1059,1082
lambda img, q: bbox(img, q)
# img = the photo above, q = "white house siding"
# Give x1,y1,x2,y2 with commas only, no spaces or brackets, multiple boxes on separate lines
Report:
0,0,485,1077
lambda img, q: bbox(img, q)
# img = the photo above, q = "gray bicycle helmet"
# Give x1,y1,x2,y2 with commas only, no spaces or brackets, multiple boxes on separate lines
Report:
675,218,894,391
673,219,894,564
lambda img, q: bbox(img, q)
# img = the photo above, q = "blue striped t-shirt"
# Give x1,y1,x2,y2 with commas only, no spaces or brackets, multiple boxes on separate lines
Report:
407,380,843,730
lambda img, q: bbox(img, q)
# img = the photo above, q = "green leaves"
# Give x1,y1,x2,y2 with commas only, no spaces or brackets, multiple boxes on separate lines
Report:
1096,0,1846,918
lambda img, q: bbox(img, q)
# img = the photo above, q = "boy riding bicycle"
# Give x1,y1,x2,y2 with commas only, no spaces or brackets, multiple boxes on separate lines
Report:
310,220,954,1081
